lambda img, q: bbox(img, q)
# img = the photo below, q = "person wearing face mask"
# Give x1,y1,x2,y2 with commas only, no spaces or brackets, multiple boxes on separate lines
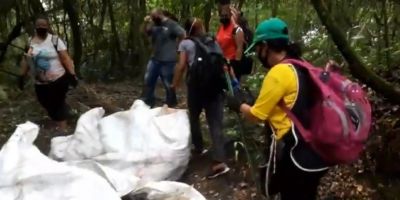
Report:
19,15,77,132
142,8,185,108
226,18,329,200
216,0,246,81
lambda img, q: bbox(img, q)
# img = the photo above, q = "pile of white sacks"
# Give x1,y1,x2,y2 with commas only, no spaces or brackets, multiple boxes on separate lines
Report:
0,100,206,200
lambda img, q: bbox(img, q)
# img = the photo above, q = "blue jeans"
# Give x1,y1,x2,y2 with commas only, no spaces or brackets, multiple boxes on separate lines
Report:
143,59,177,107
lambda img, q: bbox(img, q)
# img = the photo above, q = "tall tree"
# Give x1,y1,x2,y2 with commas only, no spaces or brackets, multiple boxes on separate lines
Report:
180,0,191,21
271,0,278,17
106,0,123,69
127,0,147,73
204,0,214,32
63,0,82,75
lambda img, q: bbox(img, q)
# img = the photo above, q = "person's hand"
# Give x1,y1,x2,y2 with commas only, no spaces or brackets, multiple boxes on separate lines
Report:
226,87,256,112
230,6,240,25
18,75,26,90
167,86,178,108
68,73,78,88
144,15,152,22
238,87,256,106
226,94,242,113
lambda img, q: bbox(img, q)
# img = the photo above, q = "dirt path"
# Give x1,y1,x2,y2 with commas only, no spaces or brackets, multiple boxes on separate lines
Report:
0,81,383,200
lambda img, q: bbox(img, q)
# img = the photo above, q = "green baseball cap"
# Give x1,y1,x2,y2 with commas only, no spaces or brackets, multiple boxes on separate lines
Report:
245,18,289,55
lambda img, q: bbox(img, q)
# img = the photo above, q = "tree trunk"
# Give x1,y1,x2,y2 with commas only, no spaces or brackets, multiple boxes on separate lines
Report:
93,0,107,62
63,0,82,75
63,11,70,48
204,0,214,32
271,0,278,17
238,0,245,10
28,0,45,16
381,0,392,67
310,0,400,105
127,0,147,75
0,22,23,63
0,0,16,14
106,0,123,69
99,0,107,30
180,0,191,21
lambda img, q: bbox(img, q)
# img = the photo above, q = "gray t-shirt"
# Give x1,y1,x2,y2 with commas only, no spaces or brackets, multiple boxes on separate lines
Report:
178,38,223,67
178,39,196,66
150,19,185,62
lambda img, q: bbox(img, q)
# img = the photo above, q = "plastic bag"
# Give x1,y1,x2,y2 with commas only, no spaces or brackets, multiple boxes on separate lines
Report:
0,101,206,200
50,100,191,181
0,122,121,200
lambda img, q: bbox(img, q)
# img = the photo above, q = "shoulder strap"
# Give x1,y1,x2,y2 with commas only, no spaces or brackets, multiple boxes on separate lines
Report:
283,58,313,70
232,26,243,36
51,35,59,53
189,37,210,54
278,59,313,141
51,35,69,71
278,101,312,142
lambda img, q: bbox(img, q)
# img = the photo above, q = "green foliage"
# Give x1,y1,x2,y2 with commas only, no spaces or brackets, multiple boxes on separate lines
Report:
0,0,398,82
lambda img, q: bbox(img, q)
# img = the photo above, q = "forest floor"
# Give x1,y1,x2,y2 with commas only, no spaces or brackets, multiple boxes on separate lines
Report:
0,80,391,200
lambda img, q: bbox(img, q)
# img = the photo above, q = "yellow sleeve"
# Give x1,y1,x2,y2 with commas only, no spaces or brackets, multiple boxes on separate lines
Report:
250,64,294,121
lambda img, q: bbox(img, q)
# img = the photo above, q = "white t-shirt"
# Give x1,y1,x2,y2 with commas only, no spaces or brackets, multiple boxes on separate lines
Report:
29,34,67,83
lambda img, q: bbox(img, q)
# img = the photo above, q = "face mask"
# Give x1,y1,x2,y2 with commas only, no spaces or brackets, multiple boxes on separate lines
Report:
36,28,48,38
220,17,230,26
152,17,162,26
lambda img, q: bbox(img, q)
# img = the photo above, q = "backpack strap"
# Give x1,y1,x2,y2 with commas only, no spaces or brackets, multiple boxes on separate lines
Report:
232,26,243,36
278,101,312,142
278,58,313,142
283,58,313,70
188,36,211,54
51,35,59,53
50,35,71,74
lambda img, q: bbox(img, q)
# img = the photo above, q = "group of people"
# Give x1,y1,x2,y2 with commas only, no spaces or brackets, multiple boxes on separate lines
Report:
141,1,329,200
141,2,255,178
19,0,331,199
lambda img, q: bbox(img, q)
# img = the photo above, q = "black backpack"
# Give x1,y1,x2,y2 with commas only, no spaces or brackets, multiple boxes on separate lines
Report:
187,36,226,97
233,13,254,75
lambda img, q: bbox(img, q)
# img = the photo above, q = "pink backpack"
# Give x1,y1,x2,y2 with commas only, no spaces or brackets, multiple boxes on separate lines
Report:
281,59,372,165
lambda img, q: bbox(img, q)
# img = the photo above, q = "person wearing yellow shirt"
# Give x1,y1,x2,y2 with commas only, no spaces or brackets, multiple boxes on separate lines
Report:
226,18,329,200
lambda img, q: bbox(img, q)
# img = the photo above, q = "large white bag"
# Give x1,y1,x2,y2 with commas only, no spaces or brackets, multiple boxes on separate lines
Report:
50,100,191,181
0,122,206,200
0,99,207,200
0,122,121,200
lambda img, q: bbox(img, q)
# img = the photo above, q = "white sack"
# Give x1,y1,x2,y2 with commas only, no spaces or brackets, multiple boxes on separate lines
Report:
0,122,121,200
130,181,206,200
0,100,206,200
50,100,191,182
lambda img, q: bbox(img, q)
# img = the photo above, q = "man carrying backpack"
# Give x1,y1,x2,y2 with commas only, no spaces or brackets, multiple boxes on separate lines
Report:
171,17,230,179
226,18,372,200
142,8,185,108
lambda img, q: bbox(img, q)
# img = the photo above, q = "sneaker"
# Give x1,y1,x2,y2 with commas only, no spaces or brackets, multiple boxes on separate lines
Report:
207,163,230,179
